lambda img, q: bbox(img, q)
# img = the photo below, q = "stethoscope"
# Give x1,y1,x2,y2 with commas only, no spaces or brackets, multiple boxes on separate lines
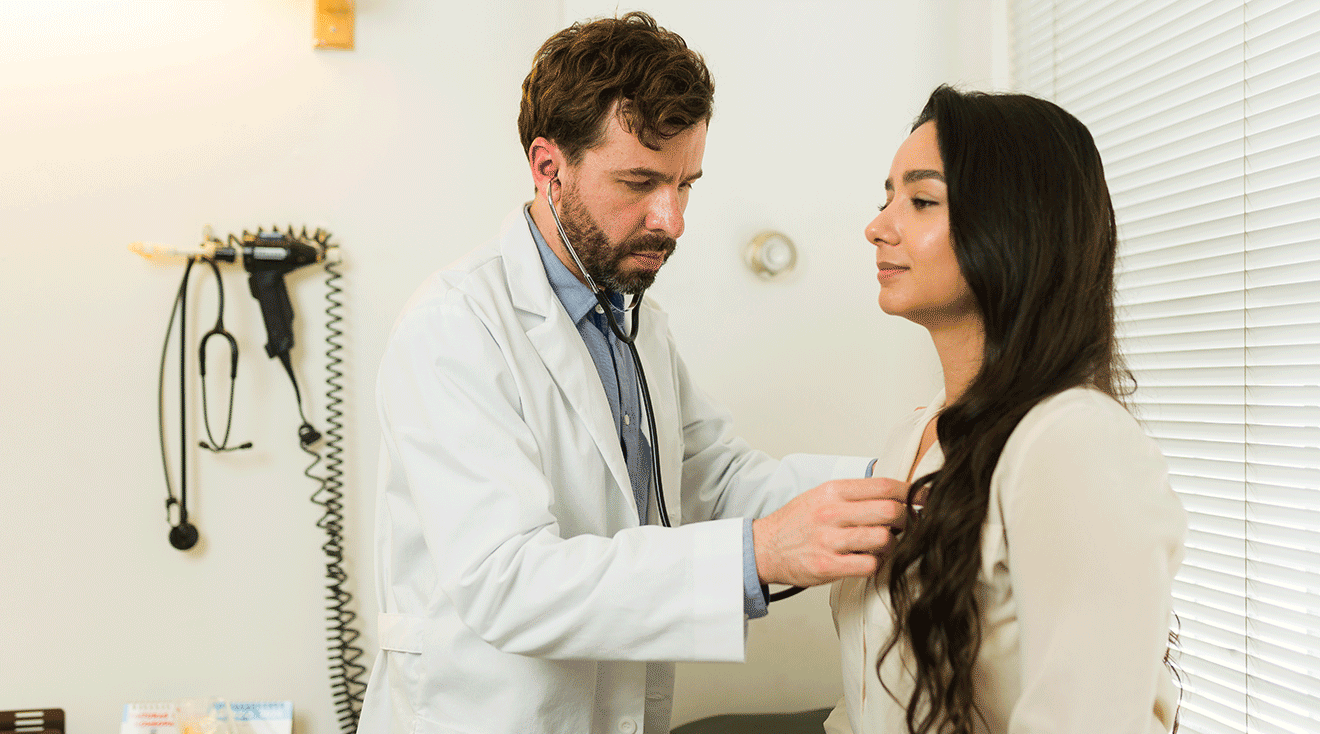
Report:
158,256,252,551
546,176,671,528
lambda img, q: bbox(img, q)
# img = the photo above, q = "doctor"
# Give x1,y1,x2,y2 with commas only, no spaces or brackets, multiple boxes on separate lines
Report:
359,12,908,734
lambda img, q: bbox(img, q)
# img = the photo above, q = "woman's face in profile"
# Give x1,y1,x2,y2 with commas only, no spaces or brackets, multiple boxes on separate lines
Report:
865,121,977,332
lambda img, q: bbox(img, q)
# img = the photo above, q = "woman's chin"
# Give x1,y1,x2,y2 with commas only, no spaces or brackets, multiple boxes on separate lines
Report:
877,295,906,318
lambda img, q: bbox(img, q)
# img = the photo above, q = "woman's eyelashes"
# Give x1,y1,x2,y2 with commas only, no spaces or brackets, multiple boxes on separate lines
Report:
878,194,939,213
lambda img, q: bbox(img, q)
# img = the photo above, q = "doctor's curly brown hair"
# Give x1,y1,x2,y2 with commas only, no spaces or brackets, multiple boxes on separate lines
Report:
518,11,714,164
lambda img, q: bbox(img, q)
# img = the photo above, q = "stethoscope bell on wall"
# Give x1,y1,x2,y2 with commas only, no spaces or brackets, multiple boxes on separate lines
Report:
744,230,798,279
169,517,199,551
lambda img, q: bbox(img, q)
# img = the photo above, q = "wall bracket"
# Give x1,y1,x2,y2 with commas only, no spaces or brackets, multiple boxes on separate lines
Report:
315,0,355,50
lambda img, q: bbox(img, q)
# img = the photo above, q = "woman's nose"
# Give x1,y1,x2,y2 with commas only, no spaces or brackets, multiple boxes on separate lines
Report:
866,210,896,247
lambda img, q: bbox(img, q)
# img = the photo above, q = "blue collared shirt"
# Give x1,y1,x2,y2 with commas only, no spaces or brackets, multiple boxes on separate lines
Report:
523,206,774,617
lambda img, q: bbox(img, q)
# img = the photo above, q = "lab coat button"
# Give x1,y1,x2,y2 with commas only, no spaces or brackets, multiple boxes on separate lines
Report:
624,413,631,426
595,304,606,314
618,719,637,734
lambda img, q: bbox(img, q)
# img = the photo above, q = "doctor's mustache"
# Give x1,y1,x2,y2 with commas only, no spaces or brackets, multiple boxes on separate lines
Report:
622,234,677,258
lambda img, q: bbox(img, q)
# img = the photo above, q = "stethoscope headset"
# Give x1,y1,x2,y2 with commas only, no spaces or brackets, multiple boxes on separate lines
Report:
546,175,671,528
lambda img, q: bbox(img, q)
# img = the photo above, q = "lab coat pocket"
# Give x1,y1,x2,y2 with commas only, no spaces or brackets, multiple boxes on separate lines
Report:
379,613,426,654
377,613,428,728
413,717,482,734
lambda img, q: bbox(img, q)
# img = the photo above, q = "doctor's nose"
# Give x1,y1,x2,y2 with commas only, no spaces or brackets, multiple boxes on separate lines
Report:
646,189,685,240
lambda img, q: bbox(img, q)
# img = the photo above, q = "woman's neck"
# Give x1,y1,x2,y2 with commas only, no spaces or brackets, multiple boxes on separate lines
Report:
929,318,984,406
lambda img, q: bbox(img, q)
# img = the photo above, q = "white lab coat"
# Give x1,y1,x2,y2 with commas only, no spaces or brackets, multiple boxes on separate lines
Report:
358,208,870,734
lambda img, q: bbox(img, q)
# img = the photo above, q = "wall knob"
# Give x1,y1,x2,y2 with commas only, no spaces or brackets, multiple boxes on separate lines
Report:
744,230,797,279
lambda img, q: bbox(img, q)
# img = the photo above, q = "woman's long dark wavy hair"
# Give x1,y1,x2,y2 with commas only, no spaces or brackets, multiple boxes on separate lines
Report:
875,85,1153,733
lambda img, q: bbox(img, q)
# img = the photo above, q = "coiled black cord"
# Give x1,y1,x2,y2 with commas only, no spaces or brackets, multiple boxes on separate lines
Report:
304,255,368,731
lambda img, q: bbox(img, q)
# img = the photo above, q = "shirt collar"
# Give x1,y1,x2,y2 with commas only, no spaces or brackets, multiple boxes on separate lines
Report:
524,204,624,324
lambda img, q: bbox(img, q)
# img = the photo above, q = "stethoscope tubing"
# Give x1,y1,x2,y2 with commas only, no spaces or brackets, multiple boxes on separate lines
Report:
546,179,670,527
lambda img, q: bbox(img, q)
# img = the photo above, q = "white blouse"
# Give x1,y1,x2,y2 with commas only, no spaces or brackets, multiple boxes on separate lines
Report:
825,388,1186,734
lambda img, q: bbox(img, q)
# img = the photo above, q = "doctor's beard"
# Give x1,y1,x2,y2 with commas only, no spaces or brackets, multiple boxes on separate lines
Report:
558,184,677,294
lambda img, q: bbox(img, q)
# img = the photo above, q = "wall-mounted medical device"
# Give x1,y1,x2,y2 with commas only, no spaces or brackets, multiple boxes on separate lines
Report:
131,227,364,732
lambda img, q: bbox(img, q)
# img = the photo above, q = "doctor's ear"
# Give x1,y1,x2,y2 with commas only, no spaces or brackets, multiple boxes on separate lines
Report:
529,137,563,188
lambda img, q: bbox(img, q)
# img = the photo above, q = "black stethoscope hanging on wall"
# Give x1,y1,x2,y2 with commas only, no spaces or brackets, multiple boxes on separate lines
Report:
157,256,251,550
546,177,671,528
198,257,252,454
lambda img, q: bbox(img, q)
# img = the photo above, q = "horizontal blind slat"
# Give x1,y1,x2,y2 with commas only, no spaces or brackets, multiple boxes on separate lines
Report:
1013,2,1320,730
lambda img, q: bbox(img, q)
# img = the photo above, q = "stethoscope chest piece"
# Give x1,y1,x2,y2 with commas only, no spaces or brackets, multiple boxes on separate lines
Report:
169,520,199,551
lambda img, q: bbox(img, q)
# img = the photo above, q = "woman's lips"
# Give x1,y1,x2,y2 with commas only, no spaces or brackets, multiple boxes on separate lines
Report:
877,262,908,280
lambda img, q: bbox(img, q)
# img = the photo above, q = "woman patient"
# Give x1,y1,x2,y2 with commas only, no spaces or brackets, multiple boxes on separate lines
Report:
825,86,1187,734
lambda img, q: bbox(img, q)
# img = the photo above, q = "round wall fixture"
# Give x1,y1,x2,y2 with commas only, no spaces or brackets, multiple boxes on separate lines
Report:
744,230,798,279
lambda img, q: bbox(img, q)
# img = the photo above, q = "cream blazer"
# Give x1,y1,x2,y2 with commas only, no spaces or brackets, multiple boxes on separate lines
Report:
359,208,871,734
826,388,1186,734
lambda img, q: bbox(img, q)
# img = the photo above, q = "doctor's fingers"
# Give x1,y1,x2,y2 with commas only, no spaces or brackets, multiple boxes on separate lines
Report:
822,549,881,580
835,497,909,530
829,523,896,556
828,476,913,503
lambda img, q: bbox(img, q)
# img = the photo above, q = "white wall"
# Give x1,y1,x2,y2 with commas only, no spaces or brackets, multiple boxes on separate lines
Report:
0,1,1003,731
0,2,555,732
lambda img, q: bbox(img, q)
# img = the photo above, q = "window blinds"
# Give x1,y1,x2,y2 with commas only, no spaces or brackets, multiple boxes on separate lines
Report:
1010,1,1320,732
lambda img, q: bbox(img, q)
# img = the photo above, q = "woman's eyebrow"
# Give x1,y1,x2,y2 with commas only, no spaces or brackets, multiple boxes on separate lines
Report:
903,169,945,184
885,168,946,192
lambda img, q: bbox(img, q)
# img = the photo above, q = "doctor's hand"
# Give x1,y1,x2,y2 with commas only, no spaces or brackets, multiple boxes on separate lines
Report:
752,477,913,588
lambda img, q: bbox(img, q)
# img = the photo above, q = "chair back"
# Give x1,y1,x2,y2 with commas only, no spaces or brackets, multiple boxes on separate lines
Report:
0,710,64,734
